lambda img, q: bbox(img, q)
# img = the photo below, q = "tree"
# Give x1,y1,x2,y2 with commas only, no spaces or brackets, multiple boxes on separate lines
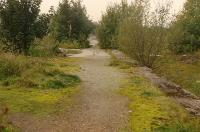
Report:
118,0,170,67
34,8,55,39
169,0,200,53
0,0,41,54
50,0,93,43
96,0,130,49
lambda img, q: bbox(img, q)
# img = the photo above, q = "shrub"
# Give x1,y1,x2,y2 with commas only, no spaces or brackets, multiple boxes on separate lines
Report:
118,0,170,68
59,36,90,49
29,36,59,57
77,34,91,48
0,53,25,79
0,53,45,87
59,40,80,49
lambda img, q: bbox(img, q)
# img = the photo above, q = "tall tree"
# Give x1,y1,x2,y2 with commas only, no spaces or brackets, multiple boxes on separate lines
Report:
169,0,200,53
96,0,130,49
0,0,41,54
50,0,93,42
34,6,55,39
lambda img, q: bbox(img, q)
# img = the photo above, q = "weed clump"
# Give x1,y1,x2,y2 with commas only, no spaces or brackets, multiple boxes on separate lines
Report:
44,73,81,89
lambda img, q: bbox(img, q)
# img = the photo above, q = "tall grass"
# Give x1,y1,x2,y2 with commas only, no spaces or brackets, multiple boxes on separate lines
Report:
0,53,27,79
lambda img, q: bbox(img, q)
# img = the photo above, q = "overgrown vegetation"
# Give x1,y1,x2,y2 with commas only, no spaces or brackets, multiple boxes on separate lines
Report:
110,57,200,132
30,36,59,57
168,0,200,54
99,0,200,110
97,0,170,68
118,1,170,68
154,54,200,96
97,0,200,67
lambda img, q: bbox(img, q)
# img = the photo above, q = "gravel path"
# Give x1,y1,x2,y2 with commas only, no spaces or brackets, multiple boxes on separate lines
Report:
53,36,129,132
11,36,129,132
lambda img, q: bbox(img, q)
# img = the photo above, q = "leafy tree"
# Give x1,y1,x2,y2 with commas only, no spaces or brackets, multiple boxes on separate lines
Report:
34,14,51,39
118,0,170,68
34,7,55,39
169,0,200,53
50,0,93,43
0,0,41,54
96,0,130,49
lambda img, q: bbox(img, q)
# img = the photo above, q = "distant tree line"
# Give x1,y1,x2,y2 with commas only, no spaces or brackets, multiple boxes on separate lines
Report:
0,0,94,55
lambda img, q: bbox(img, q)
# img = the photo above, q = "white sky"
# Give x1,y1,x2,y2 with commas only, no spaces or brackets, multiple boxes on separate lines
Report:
40,0,187,22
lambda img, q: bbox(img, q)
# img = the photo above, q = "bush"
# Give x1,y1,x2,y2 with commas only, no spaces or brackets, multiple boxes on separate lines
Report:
29,36,59,57
77,34,91,48
59,40,80,49
118,0,170,68
59,36,90,49
0,53,45,87
0,53,26,79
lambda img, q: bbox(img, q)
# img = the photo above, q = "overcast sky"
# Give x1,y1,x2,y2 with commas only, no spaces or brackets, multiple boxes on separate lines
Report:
40,0,187,22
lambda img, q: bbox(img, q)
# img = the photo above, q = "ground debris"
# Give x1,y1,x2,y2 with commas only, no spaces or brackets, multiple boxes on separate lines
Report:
137,66,200,116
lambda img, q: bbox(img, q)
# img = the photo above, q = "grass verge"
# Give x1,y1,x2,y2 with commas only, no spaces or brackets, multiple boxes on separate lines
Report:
110,55,200,132
120,75,200,132
0,54,81,131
